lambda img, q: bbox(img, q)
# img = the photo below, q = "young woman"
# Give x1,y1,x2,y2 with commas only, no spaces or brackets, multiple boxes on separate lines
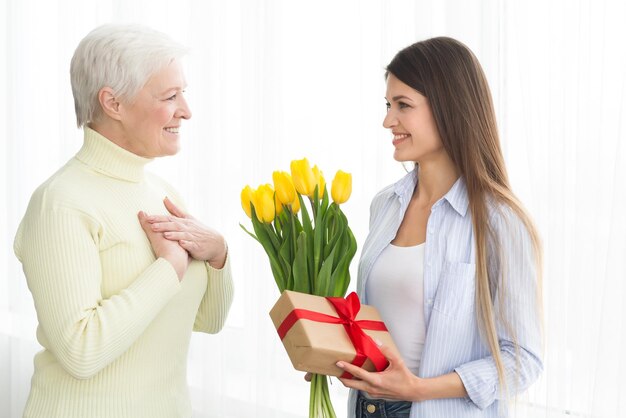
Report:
14,24,234,418
336,37,543,417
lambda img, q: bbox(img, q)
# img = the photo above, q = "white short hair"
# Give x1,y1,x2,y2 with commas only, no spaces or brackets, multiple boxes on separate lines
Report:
70,24,188,127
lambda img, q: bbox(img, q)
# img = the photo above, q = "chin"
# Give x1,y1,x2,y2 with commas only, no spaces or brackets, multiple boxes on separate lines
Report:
393,150,411,162
164,147,180,156
160,139,181,156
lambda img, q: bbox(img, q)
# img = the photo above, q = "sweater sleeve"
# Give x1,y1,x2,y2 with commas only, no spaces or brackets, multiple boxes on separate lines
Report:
14,206,181,380
193,252,234,333
454,208,543,409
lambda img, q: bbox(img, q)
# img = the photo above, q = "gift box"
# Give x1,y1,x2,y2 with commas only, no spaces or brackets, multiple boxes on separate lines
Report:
269,290,399,378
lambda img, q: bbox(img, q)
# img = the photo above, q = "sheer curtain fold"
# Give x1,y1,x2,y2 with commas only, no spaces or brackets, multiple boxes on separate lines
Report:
1,1,624,417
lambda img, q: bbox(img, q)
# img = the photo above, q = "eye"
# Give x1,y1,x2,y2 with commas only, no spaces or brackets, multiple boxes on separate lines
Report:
385,102,391,111
165,90,185,101
398,101,410,109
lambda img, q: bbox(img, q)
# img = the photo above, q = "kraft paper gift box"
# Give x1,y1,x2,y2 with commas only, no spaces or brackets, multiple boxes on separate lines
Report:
269,290,399,378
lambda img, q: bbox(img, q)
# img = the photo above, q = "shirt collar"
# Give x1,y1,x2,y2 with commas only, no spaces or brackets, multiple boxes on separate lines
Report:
393,168,418,199
393,168,469,217
75,127,153,183
441,177,469,217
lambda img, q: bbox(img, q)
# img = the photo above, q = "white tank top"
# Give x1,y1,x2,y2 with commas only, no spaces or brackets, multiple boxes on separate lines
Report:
365,243,425,375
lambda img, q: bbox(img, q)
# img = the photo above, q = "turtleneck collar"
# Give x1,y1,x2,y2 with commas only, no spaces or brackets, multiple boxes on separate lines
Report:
75,127,153,183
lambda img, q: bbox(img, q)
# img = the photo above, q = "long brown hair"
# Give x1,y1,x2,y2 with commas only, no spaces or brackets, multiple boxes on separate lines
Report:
386,37,543,395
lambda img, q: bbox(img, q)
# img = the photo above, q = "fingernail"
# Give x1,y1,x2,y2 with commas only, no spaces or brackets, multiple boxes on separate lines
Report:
374,339,383,346
336,362,344,368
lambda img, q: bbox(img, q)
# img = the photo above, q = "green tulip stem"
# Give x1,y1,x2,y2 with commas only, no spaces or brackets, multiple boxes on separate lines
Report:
309,374,337,418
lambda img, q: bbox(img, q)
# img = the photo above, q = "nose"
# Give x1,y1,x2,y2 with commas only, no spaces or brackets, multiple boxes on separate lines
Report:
382,109,396,129
176,93,192,120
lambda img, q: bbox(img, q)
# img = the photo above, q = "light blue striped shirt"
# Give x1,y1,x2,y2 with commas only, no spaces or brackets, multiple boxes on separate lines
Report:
348,169,543,417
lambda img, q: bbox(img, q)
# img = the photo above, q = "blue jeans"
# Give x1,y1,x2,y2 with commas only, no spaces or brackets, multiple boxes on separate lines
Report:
356,392,412,418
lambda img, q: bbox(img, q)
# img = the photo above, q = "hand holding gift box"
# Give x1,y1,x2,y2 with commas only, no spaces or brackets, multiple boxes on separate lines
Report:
270,290,400,378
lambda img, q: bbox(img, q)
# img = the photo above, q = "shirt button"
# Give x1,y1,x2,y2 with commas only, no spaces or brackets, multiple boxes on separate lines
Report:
366,404,376,413
428,298,433,305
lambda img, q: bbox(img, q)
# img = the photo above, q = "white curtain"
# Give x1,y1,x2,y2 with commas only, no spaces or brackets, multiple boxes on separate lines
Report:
1,1,624,417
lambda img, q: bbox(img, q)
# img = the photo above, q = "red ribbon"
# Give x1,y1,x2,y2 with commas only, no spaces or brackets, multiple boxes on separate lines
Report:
276,292,389,379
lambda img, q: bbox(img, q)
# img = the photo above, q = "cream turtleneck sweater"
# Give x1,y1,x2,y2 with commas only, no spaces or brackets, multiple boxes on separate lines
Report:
14,127,234,418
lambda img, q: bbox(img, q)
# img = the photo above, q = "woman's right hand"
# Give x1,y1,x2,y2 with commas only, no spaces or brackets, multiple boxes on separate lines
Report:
138,211,189,281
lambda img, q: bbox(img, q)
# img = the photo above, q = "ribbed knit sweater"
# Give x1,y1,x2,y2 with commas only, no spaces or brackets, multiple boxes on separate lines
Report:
14,127,234,418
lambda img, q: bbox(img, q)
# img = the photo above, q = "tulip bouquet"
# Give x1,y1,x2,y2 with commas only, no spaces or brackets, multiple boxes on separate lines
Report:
240,158,356,418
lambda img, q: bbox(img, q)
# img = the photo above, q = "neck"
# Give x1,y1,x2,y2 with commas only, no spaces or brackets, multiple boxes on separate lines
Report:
90,120,143,157
414,155,459,205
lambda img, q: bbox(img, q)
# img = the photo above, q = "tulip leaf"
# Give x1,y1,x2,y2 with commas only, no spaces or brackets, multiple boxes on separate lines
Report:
278,238,293,290
274,211,283,235
293,231,310,293
333,213,349,271
293,212,303,235
269,260,287,293
278,216,294,289
312,186,320,219
319,187,329,220
317,245,336,296
332,227,357,296
263,223,281,254
313,192,327,287
298,194,313,235
250,206,285,290
323,208,340,259
250,207,273,252
298,193,316,282
239,223,259,243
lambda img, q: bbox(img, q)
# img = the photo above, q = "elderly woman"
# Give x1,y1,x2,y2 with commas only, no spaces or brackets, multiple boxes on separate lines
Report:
13,24,234,418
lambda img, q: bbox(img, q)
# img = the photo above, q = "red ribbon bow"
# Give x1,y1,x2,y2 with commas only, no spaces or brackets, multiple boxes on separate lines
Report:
276,292,389,379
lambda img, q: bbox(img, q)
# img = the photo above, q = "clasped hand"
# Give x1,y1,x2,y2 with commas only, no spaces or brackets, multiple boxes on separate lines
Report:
138,197,227,279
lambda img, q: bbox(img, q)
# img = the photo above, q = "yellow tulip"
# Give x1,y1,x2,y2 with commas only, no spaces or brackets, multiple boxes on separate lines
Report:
290,193,301,213
273,171,296,205
312,165,325,197
275,193,284,217
331,170,352,204
241,185,254,218
290,158,316,197
252,184,276,223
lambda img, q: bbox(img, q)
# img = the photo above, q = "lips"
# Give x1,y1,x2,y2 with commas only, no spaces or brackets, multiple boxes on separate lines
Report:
392,133,410,146
164,127,180,134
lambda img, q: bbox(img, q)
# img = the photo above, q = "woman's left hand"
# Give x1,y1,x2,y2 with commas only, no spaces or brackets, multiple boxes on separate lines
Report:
337,343,423,402
146,197,227,268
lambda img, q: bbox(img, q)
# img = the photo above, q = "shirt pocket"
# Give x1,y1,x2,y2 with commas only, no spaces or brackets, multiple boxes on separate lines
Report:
432,261,476,317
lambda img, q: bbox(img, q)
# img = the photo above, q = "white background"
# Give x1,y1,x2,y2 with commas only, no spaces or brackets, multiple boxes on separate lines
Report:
1,0,625,417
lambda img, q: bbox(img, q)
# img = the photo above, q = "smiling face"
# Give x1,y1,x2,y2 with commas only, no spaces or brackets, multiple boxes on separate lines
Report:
383,73,446,164
118,59,191,158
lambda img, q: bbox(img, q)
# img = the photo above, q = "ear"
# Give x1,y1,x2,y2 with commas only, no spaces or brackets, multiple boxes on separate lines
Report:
98,87,122,121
